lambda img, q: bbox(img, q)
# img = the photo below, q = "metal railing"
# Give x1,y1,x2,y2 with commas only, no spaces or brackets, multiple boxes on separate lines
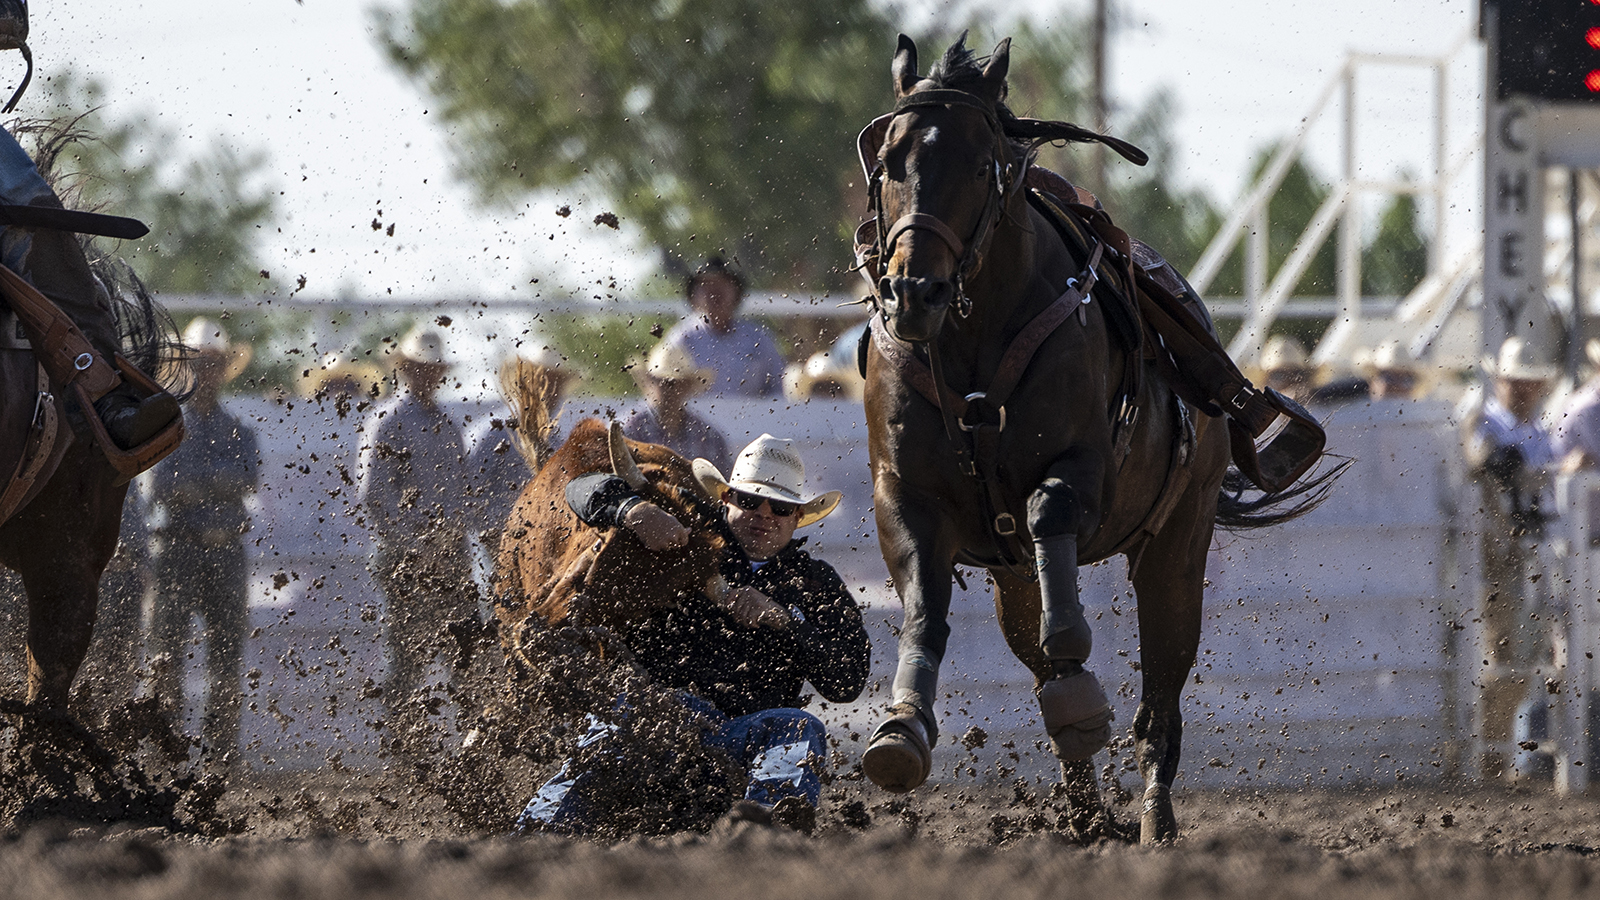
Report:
1182,34,1480,366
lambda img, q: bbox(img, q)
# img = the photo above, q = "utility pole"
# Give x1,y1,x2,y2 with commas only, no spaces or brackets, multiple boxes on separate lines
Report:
1090,0,1108,195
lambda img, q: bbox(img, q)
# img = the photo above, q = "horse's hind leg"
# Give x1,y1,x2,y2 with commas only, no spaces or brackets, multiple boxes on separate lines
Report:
1127,496,1213,843
8,465,125,715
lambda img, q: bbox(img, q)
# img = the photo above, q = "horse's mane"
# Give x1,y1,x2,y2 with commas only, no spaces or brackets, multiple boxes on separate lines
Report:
921,35,1148,167
9,115,189,397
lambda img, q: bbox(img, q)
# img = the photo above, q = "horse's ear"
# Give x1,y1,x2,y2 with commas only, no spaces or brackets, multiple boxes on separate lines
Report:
979,37,1011,102
892,33,919,98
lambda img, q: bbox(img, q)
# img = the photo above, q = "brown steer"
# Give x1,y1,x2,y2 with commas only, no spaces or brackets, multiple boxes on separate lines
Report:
493,418,729,662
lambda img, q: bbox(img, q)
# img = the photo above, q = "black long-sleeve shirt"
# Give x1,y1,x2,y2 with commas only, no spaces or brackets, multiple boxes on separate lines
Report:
565,473,870,717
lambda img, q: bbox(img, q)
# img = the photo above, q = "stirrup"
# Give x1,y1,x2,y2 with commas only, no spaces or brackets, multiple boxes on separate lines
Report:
1226,386,1324,494
76,353,183,484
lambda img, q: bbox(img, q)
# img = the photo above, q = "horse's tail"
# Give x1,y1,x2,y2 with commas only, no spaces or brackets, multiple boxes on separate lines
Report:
1213,456,1350,531
92,253,190,399
498,355,562,473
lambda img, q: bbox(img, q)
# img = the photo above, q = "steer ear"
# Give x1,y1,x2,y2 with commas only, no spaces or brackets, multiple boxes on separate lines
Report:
892,33,919,98
608,420,649,491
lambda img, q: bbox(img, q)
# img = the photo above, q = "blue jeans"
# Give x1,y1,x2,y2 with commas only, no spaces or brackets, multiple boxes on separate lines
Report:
515,697,828,834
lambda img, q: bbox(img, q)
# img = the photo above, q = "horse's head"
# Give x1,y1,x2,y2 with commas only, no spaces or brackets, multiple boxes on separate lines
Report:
871,34,1017,343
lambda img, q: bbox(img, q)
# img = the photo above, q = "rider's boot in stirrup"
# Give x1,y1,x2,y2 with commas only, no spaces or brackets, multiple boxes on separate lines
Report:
94,386,179,450
1035,533,1113,761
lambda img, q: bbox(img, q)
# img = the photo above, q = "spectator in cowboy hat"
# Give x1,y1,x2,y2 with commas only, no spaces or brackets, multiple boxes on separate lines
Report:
146,316,259,768
1363,339,1424,401
1461,334,1558,779
357,324,480,731
1258,334,1315,403
517,434,867,835
623,339,732,473
298,350,385,408
659,257,787,398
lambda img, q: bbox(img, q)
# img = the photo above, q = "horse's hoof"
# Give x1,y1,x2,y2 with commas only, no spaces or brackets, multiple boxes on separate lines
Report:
1139,784,1178,844
863,706,932,793
1038,669,1113,761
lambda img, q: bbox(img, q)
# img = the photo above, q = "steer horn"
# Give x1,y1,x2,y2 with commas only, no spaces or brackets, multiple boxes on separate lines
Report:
608,420,650,490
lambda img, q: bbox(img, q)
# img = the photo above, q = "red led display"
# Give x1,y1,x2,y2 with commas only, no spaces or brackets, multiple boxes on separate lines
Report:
1496,0,1600,101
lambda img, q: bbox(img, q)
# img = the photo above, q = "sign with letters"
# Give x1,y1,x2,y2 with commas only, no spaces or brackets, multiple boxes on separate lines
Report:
1483,96,1549,357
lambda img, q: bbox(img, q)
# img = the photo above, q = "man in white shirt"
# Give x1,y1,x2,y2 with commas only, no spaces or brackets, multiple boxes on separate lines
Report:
661,257,786,398
1462,335,1556,779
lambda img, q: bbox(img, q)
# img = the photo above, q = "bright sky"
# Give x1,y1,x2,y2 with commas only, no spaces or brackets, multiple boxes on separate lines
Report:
40,0,1483,303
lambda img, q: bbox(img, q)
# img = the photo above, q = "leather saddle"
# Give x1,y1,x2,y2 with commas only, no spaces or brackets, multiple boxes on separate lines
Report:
1025,176,1325,494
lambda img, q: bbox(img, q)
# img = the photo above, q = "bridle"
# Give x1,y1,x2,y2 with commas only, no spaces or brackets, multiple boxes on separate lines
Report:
866,88,1032,319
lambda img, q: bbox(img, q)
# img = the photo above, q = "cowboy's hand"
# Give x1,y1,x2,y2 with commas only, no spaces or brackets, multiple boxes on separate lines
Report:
621,501,689,551
720,586,790,630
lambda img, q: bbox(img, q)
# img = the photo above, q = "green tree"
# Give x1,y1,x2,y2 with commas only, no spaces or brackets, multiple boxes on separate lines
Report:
378,0,892,290
1361,188,1429,297
24,72,278,295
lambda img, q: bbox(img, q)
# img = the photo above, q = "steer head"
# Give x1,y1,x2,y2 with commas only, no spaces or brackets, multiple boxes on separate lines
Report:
496,417,729,640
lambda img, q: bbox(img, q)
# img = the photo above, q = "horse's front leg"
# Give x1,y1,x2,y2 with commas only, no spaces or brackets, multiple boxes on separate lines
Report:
1028,452,1114,765
862,494,956,793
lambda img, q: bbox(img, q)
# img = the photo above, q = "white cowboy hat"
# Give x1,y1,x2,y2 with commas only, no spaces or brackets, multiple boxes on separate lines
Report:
1483,335,1556,381
518,342,568,372
692,434,842,528
181,316,252,383
1354,339,1418,376
394,325,449,367
298,350,385,399
1259,334,1310,372
637,340,714,393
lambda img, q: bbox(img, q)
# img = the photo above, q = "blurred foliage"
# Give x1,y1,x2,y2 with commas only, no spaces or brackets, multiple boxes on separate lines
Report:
988,20,1221,273
1363,187,1430,297
1204,149,1430,310
379,6,1431,370
24,71,279,295
541,311,679,397
377,0,892,291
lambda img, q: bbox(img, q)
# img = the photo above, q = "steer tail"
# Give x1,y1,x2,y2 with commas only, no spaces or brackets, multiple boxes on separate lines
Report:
498,355,563,473
1214,455,1350,531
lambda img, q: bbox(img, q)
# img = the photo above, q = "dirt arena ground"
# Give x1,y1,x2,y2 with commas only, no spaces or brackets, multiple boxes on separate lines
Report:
4,766,1600,900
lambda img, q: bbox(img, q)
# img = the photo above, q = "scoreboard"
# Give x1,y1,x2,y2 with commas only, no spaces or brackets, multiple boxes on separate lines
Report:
1495,0,1600,100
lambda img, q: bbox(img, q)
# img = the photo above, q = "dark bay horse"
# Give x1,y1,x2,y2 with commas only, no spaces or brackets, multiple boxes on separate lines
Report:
0,213,178,729
858,35,1333,844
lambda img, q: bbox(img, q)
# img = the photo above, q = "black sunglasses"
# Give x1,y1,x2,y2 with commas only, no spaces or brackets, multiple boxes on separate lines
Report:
728,490,798,518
